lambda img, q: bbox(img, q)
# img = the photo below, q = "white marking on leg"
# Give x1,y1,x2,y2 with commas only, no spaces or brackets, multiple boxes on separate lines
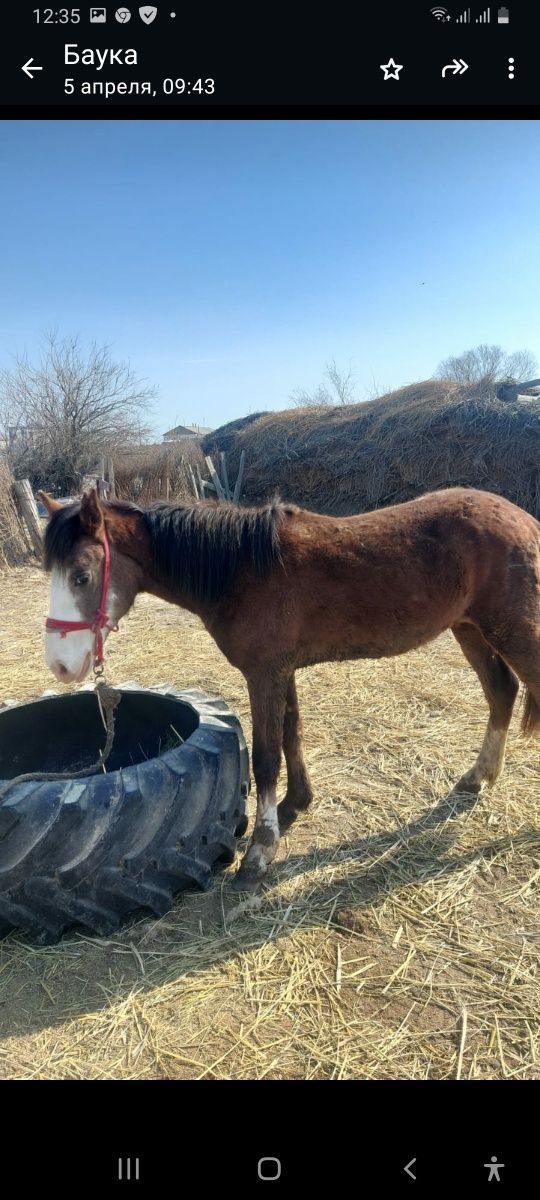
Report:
256,789,279,836
243,844,269,875
475,720,508,784
243,787,280,873
456,720,508,791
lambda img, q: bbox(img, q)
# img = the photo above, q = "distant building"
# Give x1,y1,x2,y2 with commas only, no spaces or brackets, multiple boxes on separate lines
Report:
8,425,45,450
162,423,214,441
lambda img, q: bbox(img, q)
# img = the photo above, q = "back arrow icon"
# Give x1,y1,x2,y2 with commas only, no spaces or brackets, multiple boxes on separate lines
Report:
442,58,468,77
404,1158,417,1180
22,58,43,79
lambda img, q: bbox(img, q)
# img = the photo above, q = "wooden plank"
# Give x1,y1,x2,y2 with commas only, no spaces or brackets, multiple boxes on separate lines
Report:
187,464,199,499
107,455,116,498
164,455,170,501
204,455,226,501
232,450,246,504
10,488,32,553
12,478,43,558
219,452,231,501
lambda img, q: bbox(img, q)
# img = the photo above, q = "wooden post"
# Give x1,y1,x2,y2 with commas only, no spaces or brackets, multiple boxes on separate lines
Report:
12,479,43,559
219,452,231,501
10,489,32,554
232,450,246,504
195,464,205,499
107,456,116,498
204,455,226,501
188,464,199,499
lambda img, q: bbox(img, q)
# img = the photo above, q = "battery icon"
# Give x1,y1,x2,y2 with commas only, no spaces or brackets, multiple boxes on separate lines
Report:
497,6,509,22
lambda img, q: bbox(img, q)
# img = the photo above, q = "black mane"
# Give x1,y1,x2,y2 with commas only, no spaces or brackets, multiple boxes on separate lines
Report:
44,498,287,604
143,499,286,602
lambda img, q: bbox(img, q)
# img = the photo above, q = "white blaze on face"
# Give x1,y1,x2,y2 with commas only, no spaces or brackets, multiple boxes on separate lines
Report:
45,568,95,682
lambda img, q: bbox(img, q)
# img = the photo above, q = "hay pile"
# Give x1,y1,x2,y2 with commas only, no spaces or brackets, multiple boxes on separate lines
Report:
203,381,540,516
0,464,29,569
201,411,268,455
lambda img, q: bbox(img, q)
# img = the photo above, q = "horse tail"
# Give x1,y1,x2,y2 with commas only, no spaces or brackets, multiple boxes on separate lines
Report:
522,687,540,736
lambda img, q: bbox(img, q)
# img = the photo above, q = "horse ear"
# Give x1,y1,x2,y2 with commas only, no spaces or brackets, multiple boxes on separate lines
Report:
79,487,104,537
38,491,63,516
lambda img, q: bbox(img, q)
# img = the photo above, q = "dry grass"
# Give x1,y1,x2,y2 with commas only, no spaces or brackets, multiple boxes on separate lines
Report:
204,380,540,516
113,440,204,505
1,567,540,1080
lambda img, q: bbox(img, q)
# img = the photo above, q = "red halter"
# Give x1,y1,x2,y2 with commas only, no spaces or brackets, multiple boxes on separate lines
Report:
45,530,119,668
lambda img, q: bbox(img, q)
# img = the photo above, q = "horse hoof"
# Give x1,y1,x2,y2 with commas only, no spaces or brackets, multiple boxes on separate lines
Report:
231,863,267,892
453,774,483,795
277,800,299,831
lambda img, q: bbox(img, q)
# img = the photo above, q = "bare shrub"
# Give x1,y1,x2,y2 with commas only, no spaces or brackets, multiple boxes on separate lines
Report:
0,331,154,495
437,344,537,386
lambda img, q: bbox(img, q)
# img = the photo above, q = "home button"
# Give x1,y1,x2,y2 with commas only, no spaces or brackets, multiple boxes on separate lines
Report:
258,1157,282,1181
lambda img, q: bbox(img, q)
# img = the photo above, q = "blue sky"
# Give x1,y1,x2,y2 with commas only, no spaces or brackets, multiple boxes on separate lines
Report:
0,119,539,436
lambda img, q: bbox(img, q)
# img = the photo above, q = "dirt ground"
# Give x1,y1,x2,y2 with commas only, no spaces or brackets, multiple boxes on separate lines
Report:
0,564,539,1080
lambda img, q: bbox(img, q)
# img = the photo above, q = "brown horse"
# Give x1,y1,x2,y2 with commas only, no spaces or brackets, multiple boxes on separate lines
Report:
40,485,540,889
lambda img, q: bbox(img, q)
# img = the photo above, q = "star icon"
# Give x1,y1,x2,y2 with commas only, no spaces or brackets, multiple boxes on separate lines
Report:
380,58,403,81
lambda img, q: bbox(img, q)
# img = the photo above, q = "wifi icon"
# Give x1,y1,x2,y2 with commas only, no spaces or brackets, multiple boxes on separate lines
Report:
430,6,451,18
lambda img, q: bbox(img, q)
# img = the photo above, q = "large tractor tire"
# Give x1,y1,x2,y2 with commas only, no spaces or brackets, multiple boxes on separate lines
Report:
0,684,250,943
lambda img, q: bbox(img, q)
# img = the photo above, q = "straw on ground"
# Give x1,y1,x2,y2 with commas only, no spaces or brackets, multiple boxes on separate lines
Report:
0,567,539,1080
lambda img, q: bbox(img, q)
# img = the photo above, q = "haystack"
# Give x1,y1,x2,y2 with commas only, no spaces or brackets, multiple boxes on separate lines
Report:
0,464,29,569
203,380,540,517
201,411,268,455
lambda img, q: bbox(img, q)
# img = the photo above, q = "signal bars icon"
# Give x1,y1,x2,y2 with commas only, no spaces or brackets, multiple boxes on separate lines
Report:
430,4,510,22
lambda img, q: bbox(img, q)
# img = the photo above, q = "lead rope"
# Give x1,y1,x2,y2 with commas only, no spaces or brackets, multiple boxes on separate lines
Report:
0,674,122,804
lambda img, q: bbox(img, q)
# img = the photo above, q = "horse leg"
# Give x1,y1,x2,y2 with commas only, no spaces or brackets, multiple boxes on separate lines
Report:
233,670,289,890
482,628,540,739
451,622,519,793
278,674,314,831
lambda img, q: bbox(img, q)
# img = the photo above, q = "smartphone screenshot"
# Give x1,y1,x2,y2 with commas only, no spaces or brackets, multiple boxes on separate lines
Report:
0,3,539,1193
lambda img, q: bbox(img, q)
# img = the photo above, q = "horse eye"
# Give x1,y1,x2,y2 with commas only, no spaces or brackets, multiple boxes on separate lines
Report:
74,572,90,586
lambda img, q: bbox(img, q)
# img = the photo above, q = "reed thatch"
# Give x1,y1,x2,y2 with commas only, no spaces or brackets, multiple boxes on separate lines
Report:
203,380,540,517
0,464,29,570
